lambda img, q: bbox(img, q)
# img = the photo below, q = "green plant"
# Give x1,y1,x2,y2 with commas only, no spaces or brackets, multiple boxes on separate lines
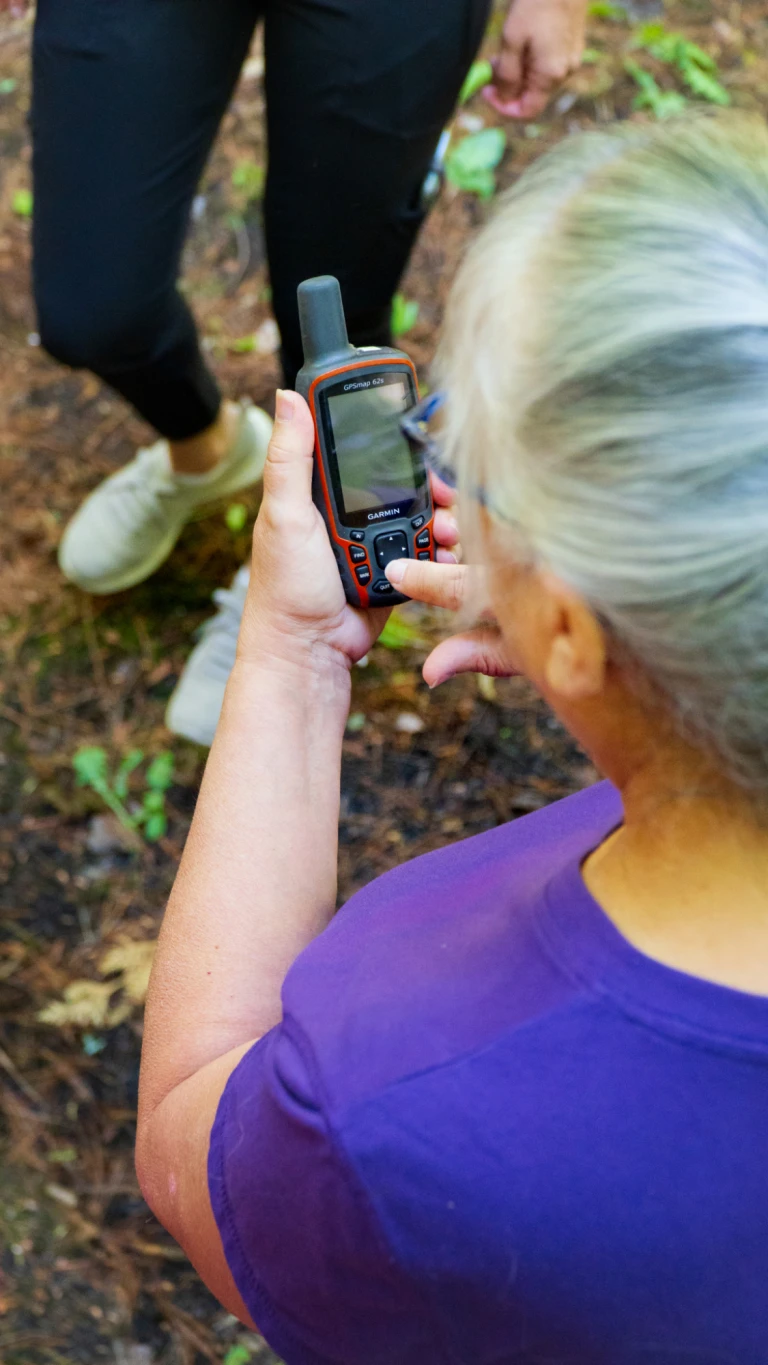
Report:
391,293,419,337
631,23,730,106
142,752,174,841
378,614,425,650
11,187,32,218
588,0,627,21
225,502,248,533
458,58,493,105
229,334,256,353
625,60,687,118
47,1147,77,1164
231,159,265,203
223,1347,252,1365
73,746,174,842
445,127,506,200
73,747,137,828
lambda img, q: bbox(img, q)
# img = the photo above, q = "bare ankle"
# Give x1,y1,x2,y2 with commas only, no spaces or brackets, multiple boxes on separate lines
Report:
169,401,240,475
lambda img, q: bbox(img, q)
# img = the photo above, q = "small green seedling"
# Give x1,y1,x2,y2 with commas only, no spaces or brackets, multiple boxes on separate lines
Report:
588,0,626,21
229,334,256,353
625,60,687,118
223,1347,253,1365
141,752,174,841
73,746,174,842
378,614,425,651
391,293,419,338
459,58,493,105
231,160,265,203
631,23,730,106
445,127,507,201
47,1147,77,1165
73,747,136,829
12,188,33,218
225,502,248,533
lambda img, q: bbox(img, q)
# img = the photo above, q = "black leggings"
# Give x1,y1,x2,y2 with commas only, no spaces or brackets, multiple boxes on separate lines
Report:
31,0,489,440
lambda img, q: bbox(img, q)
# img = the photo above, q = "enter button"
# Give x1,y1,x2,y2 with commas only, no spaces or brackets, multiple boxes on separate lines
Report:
374,530,409,570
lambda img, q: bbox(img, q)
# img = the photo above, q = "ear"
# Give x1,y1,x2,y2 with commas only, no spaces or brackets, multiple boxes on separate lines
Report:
538,571,607,700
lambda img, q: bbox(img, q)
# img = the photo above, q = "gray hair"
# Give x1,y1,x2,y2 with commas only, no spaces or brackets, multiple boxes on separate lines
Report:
439,113,768,796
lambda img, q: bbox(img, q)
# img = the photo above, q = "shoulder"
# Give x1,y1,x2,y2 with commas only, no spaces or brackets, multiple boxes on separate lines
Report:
335,778,622,916
297,777,619,961
281,781,622,1109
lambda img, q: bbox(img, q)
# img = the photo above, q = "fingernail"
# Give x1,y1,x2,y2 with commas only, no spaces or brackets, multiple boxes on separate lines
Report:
492,98,521,117
275,389,296,422
385,560,406,586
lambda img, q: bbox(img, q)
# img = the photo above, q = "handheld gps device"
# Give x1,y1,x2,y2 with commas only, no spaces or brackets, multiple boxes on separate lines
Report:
295,275,435,609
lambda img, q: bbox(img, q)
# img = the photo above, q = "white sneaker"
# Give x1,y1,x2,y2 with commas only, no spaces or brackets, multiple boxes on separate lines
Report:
58,404,272,594
165,565,250,746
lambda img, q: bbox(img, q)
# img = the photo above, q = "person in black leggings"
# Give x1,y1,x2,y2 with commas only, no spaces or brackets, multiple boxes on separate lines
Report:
27,0,587,745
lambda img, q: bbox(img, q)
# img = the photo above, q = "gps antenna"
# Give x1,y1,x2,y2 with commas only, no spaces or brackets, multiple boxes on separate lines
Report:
298,275,355,367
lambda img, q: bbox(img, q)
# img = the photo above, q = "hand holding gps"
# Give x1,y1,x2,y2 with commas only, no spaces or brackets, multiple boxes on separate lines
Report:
296,275,435,609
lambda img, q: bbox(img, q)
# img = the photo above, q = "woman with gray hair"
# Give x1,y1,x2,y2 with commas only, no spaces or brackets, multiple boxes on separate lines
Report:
136,113,768,1363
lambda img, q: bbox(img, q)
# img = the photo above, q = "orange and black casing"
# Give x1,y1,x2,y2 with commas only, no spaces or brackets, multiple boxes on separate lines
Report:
295,276,435,611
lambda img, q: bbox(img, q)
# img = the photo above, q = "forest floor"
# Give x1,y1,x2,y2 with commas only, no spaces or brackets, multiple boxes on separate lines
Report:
1,1,766,1362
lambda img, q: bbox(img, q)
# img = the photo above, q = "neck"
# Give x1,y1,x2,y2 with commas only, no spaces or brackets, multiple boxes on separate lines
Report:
583,744,768,995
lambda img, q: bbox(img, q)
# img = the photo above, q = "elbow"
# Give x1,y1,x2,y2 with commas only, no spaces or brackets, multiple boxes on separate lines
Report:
135,1106,187,1251
134,1116,170,1229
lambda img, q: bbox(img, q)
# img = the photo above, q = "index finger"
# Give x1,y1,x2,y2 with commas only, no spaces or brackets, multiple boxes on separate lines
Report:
385,558,469,612
429,468,456,510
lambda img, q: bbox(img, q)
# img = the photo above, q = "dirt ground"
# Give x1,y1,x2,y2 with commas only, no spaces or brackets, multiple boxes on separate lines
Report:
0,3,765,1362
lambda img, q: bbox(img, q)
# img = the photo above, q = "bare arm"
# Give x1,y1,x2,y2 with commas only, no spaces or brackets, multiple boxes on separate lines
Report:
136,393,376,1315
137,654,351,1320
136,393,458,1319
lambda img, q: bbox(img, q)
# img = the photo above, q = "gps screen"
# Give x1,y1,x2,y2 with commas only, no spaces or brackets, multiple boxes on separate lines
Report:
327,376,421,523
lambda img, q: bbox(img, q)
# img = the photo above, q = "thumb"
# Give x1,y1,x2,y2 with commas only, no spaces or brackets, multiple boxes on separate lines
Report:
488,43,524,107
262,389,317,508
423,627,519,688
